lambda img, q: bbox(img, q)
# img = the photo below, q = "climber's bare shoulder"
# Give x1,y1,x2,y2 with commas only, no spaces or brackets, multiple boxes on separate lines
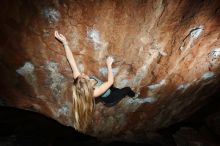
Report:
93,81,113,98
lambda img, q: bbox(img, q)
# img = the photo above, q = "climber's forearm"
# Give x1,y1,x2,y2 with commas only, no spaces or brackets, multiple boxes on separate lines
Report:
63,42,80,79
93,57,114,98
54,31,80,78
93,65,113,98
107,64,114,85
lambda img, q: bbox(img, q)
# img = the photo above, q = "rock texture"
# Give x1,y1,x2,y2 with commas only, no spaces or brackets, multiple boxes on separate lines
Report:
0,0,220,143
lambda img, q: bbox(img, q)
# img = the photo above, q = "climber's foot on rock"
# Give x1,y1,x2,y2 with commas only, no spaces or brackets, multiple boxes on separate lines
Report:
132,92,140,99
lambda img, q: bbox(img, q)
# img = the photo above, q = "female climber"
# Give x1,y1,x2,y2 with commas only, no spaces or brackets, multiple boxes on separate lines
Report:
54,30,137,132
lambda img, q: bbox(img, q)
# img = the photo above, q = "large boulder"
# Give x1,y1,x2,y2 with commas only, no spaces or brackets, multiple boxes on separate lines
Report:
0,0,220,142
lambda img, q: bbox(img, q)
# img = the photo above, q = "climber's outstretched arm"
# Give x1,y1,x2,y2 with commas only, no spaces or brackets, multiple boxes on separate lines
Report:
55,31,80,79
93,57,114,97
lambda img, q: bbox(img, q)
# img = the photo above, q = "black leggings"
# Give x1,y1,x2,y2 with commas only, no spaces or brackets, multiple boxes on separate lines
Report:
99,86,135,106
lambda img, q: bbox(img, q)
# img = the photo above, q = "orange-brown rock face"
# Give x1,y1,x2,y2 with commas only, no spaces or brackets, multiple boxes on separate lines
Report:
0,0,220,142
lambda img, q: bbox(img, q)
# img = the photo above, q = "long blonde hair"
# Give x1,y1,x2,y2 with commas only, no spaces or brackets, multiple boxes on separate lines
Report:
72,76,94,133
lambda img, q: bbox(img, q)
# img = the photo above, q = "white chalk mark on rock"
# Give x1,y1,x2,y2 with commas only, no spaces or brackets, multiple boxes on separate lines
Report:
208,48,220,59
148,79,166,91
87,27,109,61
127,96,158,104
177,83,190,92
58,105,69,116
16,62,34,76
41,7,60,23
45,61,65,98
87,27,108,51
87,27,101,45
99,67,108,75
201,72,215,80
99,67,119,76
16,62,38,95
180,26,204,51
190,26,203,39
